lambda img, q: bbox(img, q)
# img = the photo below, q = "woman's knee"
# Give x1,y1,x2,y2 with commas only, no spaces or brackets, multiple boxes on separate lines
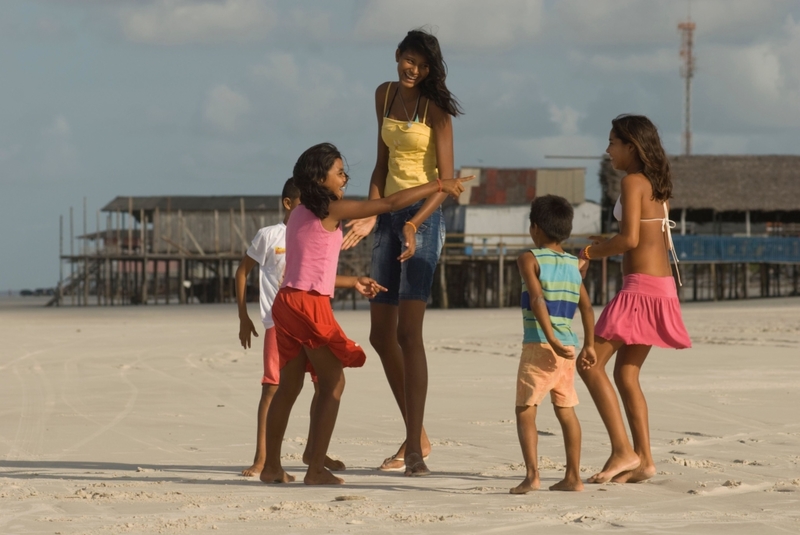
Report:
396,326,423,352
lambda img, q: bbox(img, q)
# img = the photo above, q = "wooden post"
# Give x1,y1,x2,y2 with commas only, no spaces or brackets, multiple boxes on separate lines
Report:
497,240,504,308
230,208,235,254
59,214,64,307
214,210,220,254
680,208,686,235
179,258,186,304
127,197,133,255
95,209,101,306
83,197,88,306
710,263,717,301
105,214,111,305
141,209,148,304
70,206,75,305
745,211,751,237
165,259,171,305
743,263,749,299
154,207,161,256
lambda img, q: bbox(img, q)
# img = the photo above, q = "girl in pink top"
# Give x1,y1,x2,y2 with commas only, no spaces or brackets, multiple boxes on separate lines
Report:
261,142,471,486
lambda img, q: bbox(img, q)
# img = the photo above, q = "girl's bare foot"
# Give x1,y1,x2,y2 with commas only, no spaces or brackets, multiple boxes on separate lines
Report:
404,453,430,477
611,462,656,483
549,476,584,492
241,463,264,477
304,467,344,485
259,467,295,484
509,476,540,494
587,453,640,483
302,453,346,472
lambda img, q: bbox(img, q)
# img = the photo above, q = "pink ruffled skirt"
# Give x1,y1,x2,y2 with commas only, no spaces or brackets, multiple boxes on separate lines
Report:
595,274,691,349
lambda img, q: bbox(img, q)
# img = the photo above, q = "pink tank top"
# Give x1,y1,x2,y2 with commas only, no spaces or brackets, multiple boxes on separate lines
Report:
282,204,342,297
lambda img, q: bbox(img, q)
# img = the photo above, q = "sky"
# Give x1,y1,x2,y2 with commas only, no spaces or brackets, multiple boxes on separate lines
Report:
2,0,799,291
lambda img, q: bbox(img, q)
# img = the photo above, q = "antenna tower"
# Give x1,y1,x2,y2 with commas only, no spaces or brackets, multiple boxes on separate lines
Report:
678,15,696,156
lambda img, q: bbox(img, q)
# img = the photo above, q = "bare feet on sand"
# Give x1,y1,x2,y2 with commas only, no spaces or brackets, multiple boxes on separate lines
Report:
549,476,584,492
587,453,640,484
241,463,264,477
509,476,540,494
302,453,346,472
304,467,344,485
611,462,656,483
259,467,295,484
404,453,431,477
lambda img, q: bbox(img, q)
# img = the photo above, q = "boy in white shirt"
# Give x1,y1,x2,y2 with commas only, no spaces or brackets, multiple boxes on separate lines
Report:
236,178,383,477
236,178,302,476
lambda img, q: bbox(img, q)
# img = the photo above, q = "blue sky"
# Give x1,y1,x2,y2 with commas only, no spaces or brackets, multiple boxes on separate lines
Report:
2,0,799,290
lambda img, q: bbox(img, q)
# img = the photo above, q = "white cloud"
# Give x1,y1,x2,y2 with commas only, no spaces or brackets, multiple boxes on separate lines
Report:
353,0,544,49
548,104,581,136
203,85,251,133
572,48,677,75
119,0,276,45
698,16,800,129
547,0,795,46
41,114,79,178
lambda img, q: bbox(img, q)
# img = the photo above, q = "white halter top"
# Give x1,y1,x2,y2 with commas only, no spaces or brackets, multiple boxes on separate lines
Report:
614,196,682,286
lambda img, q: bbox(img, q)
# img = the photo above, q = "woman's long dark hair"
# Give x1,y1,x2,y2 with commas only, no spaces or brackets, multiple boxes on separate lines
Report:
398,29,463,117
292,142,341,219
611,114,672,202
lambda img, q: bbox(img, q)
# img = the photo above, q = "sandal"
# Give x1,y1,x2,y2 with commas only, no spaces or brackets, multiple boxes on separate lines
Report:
404,453,431,477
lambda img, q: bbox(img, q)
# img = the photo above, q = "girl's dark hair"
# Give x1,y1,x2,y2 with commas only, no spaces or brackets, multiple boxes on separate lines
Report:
611,114,672,202
529,195,573,243
292,142,342,219
398,29,463,117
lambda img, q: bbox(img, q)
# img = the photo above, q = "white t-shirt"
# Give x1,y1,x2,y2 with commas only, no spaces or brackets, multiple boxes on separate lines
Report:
246,223,286,329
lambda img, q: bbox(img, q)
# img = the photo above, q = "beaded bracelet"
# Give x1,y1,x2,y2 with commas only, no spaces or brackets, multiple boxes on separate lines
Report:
405,221,418,233
581,245,592,260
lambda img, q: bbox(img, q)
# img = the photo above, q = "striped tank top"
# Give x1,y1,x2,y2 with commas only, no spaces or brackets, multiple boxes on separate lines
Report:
521,248,582,346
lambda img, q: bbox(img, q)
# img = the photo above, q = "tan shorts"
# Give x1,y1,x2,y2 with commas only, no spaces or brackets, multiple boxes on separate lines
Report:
516,343,579,408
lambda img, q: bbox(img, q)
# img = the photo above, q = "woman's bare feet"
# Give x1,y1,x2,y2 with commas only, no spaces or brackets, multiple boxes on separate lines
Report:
549,476,584,492
587,453,640,483
404,453,430,477
611,462,656,483
259,467,295,484
302,453,346,472
241,463,264,477
509,475,540,494
304,467,344,485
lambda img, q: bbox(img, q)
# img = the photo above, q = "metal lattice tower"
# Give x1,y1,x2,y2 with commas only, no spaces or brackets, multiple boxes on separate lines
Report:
678,17,696,156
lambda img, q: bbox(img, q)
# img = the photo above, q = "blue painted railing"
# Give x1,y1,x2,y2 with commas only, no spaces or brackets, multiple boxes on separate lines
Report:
672,236,800,263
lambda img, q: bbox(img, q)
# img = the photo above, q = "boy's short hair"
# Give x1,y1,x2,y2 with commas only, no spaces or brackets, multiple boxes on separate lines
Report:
529,195,573,243
281,177,300,201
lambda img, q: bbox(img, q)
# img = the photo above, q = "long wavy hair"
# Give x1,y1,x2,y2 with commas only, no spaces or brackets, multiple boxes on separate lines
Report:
292,142,342,219
398,29,463,117
611,114,672,202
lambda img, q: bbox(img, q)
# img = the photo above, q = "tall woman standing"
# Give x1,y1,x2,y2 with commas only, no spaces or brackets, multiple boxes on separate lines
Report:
577,115,691,484
341,29,463,476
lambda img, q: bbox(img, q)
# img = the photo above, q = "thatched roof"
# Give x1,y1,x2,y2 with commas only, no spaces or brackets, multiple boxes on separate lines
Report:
101,196,284,213
600,155,800,212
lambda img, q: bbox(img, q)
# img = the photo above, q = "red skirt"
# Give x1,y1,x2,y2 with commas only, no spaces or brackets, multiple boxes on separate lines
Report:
273,287,366,370
595,274,691,349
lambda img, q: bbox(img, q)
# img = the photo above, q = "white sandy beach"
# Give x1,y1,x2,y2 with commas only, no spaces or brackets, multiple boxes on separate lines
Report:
1,296,799,534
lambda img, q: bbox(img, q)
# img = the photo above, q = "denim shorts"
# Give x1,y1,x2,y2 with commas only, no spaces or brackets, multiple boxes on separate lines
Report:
370,200,445,305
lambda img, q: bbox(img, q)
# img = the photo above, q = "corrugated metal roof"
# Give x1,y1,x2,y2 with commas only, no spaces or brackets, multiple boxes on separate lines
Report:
101,196,284,213
601,155,800,212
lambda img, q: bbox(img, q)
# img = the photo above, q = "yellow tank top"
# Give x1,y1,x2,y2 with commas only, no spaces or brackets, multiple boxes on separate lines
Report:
381,82,438,197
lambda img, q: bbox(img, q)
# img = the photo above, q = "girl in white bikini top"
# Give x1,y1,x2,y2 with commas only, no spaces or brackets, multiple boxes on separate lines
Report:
613,196,682,286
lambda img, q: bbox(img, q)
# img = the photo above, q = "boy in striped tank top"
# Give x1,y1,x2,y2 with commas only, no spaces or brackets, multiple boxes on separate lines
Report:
511,195,597,494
